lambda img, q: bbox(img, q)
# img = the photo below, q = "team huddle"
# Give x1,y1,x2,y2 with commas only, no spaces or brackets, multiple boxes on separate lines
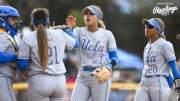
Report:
0,4,179,101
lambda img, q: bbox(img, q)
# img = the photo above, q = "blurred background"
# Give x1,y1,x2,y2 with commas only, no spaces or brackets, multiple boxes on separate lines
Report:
1,0,180,101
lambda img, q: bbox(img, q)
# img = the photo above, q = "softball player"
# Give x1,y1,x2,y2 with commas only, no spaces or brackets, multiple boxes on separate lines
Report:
66,5,118,101
0,6,21,101
17,8,79,101
134,18,180,101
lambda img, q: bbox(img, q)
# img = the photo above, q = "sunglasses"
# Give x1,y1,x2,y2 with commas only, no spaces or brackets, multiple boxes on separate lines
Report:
145,25,155,29
145,24,158,29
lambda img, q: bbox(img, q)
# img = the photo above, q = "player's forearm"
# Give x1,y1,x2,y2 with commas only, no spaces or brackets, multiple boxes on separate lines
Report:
169,60,180,79
0,51,17,64
166,74,174,88
17,59,29,72
106,50,118,70
64,28,79,48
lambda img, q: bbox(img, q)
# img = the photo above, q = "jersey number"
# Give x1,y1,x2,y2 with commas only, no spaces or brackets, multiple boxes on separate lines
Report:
48,46,59,65
146,65,157,74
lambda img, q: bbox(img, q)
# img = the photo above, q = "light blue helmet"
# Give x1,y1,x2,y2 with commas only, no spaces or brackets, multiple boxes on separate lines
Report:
0,6,21,37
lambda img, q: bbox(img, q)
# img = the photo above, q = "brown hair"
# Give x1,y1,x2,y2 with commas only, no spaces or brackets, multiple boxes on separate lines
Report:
153,18,166,39
31,8,49,70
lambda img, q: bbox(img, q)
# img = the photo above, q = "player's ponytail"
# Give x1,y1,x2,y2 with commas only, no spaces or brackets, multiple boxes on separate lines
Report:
95,6,106,29
159,32,166,39
37,23,48,70
153,18,166,40
32,8,49,70
99,20,106,29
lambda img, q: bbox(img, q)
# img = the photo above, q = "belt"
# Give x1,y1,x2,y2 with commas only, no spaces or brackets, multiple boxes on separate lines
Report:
144,75,163,78
80,67,96,72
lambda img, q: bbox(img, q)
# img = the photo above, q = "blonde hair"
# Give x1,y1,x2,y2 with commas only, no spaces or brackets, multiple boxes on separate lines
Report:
85,5,106,29
31,8,49,70
98,20,106,29
93,5,106,29
153,18,166,39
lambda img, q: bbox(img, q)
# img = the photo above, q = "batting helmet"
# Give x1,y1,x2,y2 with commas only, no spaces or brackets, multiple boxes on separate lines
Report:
0,6,21,36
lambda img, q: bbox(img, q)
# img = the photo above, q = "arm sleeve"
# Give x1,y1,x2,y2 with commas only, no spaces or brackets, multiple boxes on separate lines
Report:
165,74,174,88
63,28,79,48
168,60,180,79
106,50,118,70
17,59,29,72
18,36,30,59
107,31,117,51
0,51,16,64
